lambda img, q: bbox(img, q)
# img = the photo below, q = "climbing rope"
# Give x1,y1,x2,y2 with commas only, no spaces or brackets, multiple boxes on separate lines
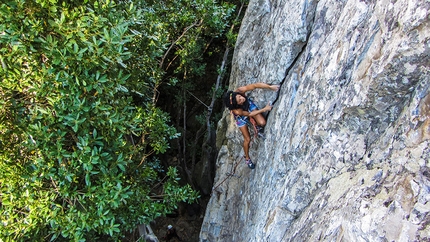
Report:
211,132,257,194
212,95,276,194
211,155,243,194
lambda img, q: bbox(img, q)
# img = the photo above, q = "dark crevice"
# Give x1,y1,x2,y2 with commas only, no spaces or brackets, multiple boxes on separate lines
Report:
268,5,317,119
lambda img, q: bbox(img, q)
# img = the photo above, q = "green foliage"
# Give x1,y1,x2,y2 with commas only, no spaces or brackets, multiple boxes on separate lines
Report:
0,0,200,241
138,0,236,78
143,0,240,189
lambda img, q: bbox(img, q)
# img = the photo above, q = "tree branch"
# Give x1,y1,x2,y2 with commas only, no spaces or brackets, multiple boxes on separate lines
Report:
159,19,203,70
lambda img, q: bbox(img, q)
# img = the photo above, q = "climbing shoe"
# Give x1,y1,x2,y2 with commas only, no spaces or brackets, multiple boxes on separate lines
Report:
245,157,255,169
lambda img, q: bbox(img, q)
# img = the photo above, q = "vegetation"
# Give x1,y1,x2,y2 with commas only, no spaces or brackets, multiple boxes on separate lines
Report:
155,0,245,190
0,0,243,240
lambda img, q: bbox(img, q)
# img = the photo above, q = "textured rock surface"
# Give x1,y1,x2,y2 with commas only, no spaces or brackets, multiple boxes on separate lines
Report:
200,0,430,241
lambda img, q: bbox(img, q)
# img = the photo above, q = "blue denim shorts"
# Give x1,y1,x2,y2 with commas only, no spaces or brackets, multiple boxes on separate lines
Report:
235,99,258,127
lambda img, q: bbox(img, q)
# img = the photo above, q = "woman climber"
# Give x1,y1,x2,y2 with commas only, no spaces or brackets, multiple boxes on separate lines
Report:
223,83,279,169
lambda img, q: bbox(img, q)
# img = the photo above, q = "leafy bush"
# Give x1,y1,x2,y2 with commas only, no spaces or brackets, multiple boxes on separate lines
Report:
0,0,200,240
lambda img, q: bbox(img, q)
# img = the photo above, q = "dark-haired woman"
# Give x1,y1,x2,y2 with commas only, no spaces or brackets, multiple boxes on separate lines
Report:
223,83,279,168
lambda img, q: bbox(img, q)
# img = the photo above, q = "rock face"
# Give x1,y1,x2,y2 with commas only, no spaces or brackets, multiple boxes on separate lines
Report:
200,0,430,241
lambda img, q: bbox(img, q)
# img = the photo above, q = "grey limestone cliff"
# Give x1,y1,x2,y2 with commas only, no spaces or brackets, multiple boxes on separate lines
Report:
201,0,430,241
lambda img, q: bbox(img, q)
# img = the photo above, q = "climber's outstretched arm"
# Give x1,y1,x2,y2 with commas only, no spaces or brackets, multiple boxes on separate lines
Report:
235,83,279,94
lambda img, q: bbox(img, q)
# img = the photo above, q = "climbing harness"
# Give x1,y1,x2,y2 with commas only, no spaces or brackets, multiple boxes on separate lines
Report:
231,111,262,140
